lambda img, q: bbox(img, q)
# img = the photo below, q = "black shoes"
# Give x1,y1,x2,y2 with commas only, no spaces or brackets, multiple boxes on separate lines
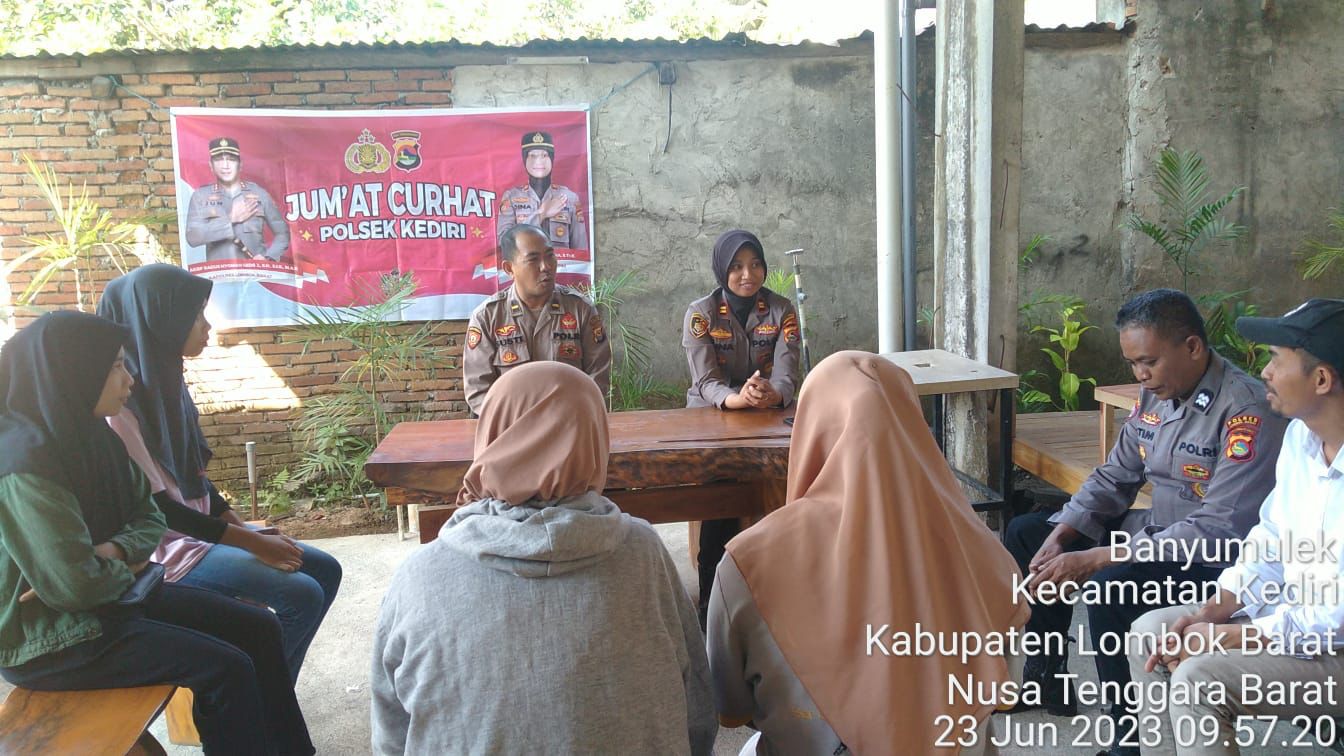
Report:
1007,653,1078,716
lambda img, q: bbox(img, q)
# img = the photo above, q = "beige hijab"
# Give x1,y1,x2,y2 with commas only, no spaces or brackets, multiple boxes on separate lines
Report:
457,362,609,506
726,351,1029,755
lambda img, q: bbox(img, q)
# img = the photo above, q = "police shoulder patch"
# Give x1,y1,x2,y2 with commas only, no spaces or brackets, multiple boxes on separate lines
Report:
591,316,606,344
1225,431,1256,463
689,312,709,339
466,326,482,350
781,313,800,344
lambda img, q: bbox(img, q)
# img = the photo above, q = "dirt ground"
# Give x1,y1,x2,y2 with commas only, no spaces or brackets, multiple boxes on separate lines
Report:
266,502,397,540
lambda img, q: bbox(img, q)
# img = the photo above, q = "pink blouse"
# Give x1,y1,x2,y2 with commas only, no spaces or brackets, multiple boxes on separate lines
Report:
107,408,213,581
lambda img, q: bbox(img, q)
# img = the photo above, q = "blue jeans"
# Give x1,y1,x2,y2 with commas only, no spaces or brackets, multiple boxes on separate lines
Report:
177,541,342,681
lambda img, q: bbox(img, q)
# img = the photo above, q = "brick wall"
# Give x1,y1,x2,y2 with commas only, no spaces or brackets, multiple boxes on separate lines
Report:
0,63,465,497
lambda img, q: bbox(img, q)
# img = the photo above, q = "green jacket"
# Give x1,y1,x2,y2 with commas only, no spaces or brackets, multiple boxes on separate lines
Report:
0,466,166,667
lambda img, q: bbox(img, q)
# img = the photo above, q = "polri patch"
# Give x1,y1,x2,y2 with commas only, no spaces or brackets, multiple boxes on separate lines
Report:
591,317,606,344
495,324,518,338
466,326,482,349
709,327,733,340
1141,412,1162,426
501,349,519,364
560,313,579,331
754,323,778,337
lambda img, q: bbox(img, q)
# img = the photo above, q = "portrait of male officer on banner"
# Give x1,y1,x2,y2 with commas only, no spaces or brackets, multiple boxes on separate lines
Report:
184,137,290,263
496,131,588,251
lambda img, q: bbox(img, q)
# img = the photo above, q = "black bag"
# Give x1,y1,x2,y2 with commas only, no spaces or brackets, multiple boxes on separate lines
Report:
113,562,164,607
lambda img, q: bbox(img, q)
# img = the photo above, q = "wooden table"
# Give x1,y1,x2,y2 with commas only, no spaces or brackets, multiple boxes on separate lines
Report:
879,349,1020,529
365,407,793,543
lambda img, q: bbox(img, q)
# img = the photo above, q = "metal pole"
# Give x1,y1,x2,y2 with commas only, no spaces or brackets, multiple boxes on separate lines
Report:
900,0,919,351
784,249,812,372
875,0,902,352
245,441,258,521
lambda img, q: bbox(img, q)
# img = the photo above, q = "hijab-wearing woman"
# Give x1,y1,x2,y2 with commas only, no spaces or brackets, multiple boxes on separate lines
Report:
682,229,802,625
372,362,716,755
707,351,1029,755
97,264,341,679
0,311,313,755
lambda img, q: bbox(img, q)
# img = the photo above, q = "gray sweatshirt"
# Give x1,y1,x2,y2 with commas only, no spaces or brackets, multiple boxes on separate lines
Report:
371,492,717,755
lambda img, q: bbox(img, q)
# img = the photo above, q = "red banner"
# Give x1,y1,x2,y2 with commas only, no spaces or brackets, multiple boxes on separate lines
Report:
170,107,593,327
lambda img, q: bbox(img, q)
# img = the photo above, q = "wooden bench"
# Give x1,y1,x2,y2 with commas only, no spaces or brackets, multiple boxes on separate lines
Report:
0,684,177,755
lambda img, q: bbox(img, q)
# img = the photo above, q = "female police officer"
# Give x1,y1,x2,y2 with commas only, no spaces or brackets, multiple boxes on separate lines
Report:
682,229,800,626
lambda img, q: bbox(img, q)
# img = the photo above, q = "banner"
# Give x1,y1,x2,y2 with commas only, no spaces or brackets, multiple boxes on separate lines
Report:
170,107,593,327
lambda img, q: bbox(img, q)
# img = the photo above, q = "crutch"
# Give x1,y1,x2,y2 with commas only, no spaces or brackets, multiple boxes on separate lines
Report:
783,248,812,372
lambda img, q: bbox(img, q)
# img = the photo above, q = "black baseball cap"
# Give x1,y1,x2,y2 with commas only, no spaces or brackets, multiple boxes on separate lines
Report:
1236,298,1344,374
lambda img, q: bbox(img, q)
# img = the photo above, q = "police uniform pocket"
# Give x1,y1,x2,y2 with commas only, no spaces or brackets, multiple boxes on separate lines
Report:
554,338,583,365
1173,453,1213,502
491,326,530,368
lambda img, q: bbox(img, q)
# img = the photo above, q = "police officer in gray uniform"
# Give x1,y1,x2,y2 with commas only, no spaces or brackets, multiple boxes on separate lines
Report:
682,229,801,627
462,224,610,416
1005,289,1287,754
185,137,289,262
496,131,587,250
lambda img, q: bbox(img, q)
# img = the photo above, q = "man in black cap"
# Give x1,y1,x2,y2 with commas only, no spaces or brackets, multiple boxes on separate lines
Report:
496,131,587,250
1127,298,1344,754
185,137,289,262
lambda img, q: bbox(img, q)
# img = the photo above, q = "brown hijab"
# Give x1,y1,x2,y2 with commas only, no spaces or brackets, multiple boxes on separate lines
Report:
457,362,608,506
725,350,1029,755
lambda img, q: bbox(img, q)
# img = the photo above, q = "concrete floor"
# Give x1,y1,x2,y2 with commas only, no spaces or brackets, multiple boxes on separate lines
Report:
4,525,1332,755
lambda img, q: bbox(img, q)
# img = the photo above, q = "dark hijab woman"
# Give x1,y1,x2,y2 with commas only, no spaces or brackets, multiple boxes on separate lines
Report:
681,229,802,624
0,311,313,755
99,264,341,679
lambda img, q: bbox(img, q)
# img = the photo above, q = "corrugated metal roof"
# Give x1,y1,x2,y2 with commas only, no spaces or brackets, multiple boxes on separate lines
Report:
3,20,1128,62
4,32,869,61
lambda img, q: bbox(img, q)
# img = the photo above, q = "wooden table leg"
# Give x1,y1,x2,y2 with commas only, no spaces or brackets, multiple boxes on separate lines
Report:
1098,404,1116,465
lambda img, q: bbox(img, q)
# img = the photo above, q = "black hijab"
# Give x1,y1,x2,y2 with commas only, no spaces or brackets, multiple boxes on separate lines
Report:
0,311,139,543
96,264,214,499
711,229,767,327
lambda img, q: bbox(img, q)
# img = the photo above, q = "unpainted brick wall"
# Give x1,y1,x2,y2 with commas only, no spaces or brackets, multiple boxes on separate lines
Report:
0,65,466,497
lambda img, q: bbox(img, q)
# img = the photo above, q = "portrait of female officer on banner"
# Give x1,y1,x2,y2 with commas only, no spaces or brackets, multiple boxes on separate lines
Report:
496,130,588,251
